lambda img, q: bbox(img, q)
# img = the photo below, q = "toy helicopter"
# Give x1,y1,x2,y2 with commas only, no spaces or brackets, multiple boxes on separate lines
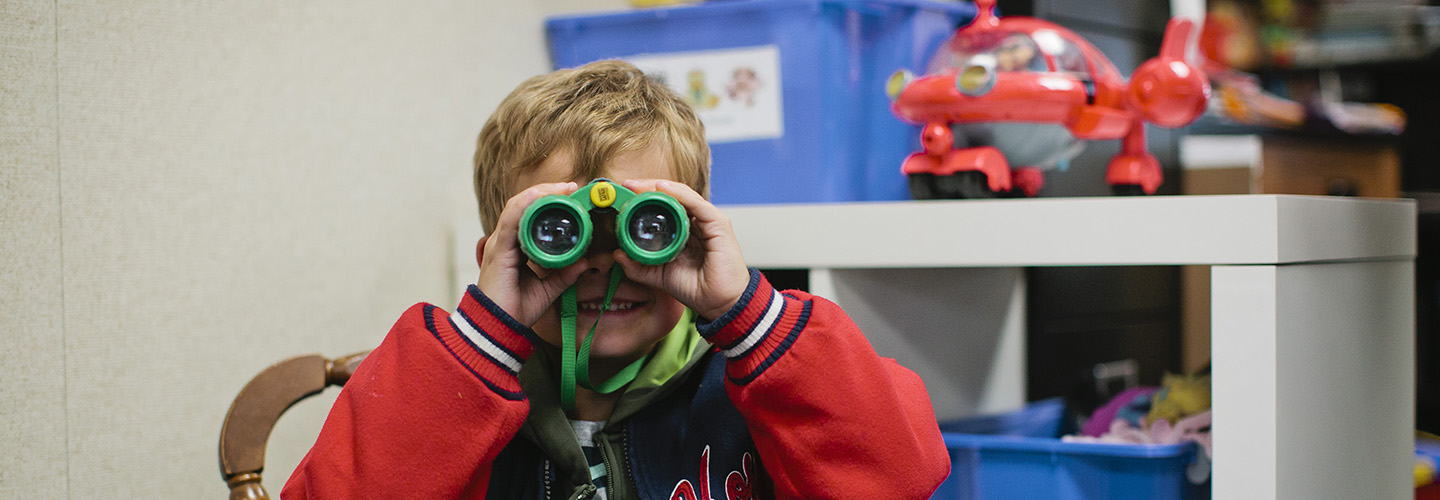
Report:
887,0,1210,198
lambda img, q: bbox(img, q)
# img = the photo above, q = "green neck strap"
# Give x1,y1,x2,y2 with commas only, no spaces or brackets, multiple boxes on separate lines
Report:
559,266,650,412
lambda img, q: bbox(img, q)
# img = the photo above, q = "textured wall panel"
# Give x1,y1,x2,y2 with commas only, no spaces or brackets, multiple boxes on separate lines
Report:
53,1,548,497
541,0,630,16
0,1,69,498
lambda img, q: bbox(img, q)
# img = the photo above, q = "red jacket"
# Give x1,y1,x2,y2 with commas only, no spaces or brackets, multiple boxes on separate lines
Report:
284,269,949,499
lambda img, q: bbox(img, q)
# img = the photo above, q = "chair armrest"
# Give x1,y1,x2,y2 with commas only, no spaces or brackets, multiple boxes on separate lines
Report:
218,351,370,500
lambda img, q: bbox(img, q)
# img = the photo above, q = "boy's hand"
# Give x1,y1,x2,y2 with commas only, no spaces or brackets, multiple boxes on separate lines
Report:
614,179,749,322
476,182,589,328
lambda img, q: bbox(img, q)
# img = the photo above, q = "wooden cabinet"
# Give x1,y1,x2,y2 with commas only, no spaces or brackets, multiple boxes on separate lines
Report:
1181,135,1401,198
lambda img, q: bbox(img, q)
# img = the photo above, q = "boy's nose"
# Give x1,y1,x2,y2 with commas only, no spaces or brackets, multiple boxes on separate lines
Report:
584,213,619,274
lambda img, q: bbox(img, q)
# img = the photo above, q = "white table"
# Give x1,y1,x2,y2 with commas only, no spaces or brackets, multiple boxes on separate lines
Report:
724,194,1416,500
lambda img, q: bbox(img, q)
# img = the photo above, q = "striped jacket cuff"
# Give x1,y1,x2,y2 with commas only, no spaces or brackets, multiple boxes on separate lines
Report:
424,285,541,399
697,269,811,385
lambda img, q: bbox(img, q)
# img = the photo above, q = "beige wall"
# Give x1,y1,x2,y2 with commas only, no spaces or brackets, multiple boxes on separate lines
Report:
3,1,68,498
1,0,623,497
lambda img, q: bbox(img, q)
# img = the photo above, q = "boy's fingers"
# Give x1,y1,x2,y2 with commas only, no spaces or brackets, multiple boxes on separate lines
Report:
622,179,727,227
490,182,580,248
541,260,588,294
489,182,578,266
657,182,737,254
613,251,663,287
618,178,664,193
525,256,586,288
525,259,547,278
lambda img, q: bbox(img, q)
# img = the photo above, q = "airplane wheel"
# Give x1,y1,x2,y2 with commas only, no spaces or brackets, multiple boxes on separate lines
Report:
908,174,939,200
1111,184,1148,196
936,171,999,199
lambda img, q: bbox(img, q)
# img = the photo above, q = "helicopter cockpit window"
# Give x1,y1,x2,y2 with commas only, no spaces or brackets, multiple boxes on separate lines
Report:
1031,29,1090,77
928,31,1049,75
997,35,1048,72
1055,40,1090,75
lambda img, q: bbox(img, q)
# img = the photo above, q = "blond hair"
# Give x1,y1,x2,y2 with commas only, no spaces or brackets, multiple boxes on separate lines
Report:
473,60,710,234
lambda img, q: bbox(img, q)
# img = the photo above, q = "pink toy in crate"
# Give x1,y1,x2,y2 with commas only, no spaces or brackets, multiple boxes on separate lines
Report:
886,0,1210,198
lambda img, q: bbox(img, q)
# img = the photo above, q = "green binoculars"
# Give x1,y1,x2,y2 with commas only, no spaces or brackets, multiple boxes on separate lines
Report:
520,178,690,269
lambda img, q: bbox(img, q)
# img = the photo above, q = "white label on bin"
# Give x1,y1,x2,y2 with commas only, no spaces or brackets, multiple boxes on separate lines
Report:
627,45,783,144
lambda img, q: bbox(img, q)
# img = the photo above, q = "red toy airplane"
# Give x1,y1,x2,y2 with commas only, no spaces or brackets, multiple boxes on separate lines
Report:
888,0,1210,198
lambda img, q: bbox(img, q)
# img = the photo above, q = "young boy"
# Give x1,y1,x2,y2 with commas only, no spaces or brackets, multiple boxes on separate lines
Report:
284,60,949,499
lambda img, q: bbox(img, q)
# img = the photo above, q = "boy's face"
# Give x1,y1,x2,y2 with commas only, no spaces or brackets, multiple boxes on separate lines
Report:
512,144,688,366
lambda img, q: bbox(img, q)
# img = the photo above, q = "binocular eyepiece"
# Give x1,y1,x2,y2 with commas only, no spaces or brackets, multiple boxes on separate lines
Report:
519,178,690,268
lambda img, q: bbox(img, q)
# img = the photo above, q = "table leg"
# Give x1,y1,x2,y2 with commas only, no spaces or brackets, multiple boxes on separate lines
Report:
1212,261,1413,499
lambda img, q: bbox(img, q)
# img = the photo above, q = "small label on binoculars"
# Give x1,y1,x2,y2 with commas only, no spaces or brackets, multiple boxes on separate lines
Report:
591,182,617,208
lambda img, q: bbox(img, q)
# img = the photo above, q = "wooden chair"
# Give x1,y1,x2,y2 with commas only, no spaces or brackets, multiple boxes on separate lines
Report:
218,351,369,500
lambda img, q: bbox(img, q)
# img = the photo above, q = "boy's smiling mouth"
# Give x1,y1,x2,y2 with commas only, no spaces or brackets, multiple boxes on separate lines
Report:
577,300,643,312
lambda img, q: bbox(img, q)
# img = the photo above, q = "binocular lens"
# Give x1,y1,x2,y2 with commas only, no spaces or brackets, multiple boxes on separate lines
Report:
627,203,678,252
532,207,582,255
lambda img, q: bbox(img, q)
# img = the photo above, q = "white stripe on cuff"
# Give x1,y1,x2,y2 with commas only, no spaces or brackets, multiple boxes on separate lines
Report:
450,310,523,374
722,290,783,359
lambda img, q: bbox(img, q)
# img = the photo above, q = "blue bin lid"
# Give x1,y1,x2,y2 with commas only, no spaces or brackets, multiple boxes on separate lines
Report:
943,433,1197,459
547,0,976,30
938,397,1067,438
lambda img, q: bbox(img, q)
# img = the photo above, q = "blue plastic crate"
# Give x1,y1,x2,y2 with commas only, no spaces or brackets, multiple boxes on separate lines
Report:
938,397,1067,438
933,400,1206,500
547,0,974,205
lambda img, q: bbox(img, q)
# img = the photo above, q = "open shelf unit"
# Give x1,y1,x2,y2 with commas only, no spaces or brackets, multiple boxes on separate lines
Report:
724,194,1417,500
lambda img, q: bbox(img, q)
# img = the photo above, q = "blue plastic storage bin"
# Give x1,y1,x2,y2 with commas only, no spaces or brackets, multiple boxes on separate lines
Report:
933,401,1206,500
938,397,1067,438
547,0,974,205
